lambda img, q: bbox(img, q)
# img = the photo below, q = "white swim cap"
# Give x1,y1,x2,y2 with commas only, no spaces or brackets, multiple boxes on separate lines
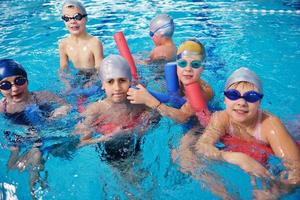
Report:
225,67,263,93
99,55,132,81
62,0,87,15
149,14,174,38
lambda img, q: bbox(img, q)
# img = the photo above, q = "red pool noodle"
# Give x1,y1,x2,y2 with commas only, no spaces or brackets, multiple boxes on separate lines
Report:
114,32,138,81
184,81,211,126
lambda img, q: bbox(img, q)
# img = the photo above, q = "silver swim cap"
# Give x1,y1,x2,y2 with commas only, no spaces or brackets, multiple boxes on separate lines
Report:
149,14,174,38
99,55,132,81
225,67,263,93
62,0,87,15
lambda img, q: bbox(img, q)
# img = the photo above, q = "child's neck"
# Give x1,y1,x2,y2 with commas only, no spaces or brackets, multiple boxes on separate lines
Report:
70,32,89,40
160,38,173,46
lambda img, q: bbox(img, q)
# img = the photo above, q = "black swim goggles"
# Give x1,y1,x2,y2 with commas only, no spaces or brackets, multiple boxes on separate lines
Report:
0,77,27,90
177,59,203,69
61,13,87,22
224,89,263,103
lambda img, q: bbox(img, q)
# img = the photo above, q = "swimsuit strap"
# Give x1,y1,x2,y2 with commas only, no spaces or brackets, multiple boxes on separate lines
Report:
252,110,263,142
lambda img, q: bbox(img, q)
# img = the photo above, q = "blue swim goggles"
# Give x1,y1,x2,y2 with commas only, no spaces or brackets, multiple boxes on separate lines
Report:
177,59,203,69
149,23,172,37
224,89,263,103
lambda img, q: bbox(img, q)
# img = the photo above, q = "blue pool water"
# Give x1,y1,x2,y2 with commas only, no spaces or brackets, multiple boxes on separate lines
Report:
1,0,300,199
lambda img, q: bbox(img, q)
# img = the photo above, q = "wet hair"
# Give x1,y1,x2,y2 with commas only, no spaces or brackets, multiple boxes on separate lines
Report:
0,59,27,81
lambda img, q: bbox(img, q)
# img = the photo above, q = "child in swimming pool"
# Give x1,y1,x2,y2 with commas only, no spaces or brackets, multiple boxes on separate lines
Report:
59,0,104,91
138,14,177,64
195,67,300,186
128,39,213,123
75,55,157,159
0,59,71,198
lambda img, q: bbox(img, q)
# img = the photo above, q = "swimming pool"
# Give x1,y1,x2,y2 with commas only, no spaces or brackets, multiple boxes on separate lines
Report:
1,0,300,199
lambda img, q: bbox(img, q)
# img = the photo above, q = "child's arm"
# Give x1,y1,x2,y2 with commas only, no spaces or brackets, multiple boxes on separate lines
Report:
195,112,227,159
58,40,72,90
199,79,214,101
74,102,99,138
36,91,71,118
91,37,104,70
265,115,300,184
196,112,271,177
127,84,194,123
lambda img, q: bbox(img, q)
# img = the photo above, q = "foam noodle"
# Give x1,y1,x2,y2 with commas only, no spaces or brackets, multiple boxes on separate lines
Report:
114,32,138,81
164,62,179,93
184,82,210,126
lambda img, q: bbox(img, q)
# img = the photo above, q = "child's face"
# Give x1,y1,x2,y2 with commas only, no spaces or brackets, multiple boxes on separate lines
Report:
62,7,87,35
102,77,131,103
224,82,261,124
0,75,29,103
176,55,203,85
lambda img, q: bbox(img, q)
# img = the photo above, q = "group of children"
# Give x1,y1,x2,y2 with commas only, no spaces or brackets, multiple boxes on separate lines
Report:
1,0,300,198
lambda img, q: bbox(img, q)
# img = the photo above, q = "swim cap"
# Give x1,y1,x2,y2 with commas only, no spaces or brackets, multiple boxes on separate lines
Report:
62,0,87,15
149,14,174,38
225,67,263,93
99,55,132,81
0,59,27,81
177,39,205,60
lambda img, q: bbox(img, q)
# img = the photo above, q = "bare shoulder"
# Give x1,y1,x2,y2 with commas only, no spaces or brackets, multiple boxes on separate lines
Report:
89,36,102,46
84,101,103,115
33,91,61,102
261,111,290,139
58,37,68,48
211,111,228,124
262,112,284,127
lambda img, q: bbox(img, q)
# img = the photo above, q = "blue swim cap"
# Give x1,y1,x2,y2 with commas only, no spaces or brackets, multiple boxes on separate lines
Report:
0,59,27,81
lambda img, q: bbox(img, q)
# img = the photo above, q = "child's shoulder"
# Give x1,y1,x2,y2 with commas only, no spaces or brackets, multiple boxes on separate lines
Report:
262,111,283,126
86,35,102,44
58,37,70,48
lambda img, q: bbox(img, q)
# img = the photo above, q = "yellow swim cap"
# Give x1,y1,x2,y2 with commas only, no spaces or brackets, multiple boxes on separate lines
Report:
177,39,205,60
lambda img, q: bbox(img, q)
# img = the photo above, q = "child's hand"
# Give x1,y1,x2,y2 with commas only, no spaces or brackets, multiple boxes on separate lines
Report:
196,142,222,159
222,152,271,178
127,84,160,108
50,105,71,119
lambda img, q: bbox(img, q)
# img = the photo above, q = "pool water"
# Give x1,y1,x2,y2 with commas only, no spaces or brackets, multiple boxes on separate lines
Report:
1,0,300,199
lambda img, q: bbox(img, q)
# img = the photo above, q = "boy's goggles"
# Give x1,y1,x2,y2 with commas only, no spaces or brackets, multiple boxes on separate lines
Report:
61,13,87,22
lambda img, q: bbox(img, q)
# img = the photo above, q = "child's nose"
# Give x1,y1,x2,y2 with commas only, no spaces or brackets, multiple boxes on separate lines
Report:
237,98,247,106
185,63,193,71
113,82,121,90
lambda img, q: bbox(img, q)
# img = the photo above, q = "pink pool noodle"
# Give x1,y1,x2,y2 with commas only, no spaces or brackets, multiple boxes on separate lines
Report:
184,82,211,126
114,32,138,81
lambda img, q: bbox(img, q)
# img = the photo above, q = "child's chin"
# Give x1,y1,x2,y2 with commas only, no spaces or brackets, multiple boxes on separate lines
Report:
112,98,126,103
